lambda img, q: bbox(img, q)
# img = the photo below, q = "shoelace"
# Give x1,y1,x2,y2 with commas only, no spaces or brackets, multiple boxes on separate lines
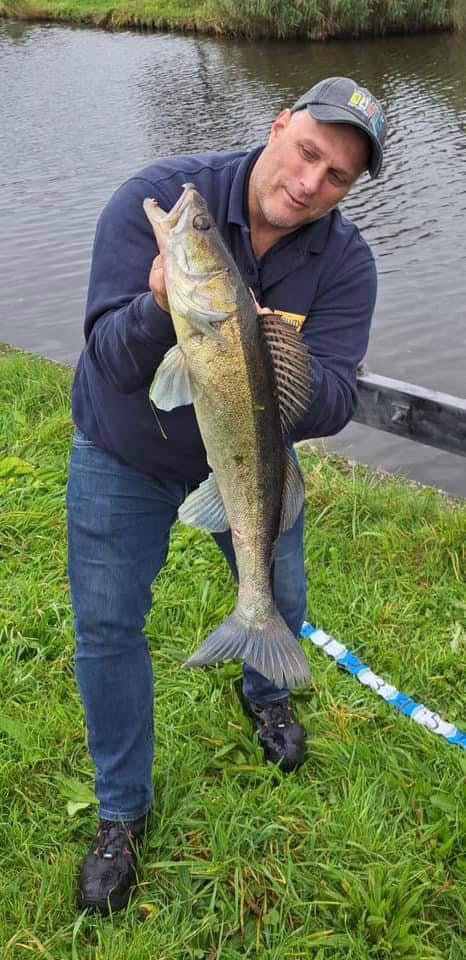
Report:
93,821,134,860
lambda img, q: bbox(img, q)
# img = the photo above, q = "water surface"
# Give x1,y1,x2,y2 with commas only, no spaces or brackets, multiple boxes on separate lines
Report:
1,20,465,493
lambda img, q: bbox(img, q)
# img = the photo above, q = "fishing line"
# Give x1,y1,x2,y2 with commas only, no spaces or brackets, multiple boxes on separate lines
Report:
300,621,466,751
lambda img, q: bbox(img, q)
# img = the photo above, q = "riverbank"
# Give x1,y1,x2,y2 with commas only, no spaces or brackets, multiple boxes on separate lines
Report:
1,0,466,39
1,344,465,956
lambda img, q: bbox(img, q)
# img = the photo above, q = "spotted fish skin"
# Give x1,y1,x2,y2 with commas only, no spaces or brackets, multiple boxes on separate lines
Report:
144,185,311,689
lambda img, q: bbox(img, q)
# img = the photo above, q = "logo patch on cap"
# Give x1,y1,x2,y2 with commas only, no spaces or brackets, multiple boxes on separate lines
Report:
348,90,384,137
348,89,374,113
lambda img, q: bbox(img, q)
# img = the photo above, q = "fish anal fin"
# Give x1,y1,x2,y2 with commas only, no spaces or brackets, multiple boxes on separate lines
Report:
178,472,229,532
279,450,305,533
259,314,311,434
150,344,193,411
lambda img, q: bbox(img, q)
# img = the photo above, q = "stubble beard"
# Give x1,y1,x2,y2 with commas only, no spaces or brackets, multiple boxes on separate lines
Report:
255,175,319,231
257,188,307,230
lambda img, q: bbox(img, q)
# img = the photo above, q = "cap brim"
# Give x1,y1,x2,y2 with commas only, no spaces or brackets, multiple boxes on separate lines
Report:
306,103,383,179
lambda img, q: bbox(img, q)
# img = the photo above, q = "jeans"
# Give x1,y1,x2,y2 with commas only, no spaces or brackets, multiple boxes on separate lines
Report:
67,429,307,820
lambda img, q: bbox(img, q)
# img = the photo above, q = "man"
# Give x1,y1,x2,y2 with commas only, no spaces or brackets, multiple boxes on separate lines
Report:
67,76,386,914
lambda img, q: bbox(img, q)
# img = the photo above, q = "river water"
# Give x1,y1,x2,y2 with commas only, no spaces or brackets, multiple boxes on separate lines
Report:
1,19,465,494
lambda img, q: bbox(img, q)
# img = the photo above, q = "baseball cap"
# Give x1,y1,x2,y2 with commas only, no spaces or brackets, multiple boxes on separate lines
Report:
291,77,387,178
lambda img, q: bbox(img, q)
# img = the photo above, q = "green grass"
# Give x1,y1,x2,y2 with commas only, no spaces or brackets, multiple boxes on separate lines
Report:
1,0,466,38
0,344,465,959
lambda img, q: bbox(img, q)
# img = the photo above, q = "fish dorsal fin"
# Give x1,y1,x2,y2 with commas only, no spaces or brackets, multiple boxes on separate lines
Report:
279,450,305,533
178,472,229,532
259,314,311,434
149,344,194,411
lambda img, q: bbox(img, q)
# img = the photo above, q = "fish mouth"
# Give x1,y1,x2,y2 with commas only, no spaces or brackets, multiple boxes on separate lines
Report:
143,182,198,236
144,183,233,312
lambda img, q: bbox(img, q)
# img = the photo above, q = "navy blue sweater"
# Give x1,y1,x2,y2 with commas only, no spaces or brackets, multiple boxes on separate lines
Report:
72,147,377,485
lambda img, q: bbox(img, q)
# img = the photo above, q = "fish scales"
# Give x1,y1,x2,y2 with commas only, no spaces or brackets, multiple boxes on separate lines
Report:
194,308,286,620
144,184,311,688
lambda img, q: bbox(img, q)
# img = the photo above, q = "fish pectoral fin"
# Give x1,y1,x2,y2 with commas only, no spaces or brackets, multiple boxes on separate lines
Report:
259,314,312,434
178,472,229,532
279,450,305,533
149,344,194,411
177,296,234,345
187,309,233,344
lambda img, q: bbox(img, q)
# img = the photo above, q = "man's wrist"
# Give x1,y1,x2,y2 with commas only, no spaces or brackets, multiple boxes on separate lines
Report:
138,292,174,342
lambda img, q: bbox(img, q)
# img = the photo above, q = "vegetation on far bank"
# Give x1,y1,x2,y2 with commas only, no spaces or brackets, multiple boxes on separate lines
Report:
1,0,466,39
0,344,465,958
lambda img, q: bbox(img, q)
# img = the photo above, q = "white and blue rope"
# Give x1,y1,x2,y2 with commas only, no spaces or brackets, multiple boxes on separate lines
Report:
300,621,466,751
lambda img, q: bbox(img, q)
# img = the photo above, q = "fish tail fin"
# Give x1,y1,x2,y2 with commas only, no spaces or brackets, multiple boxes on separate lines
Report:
183,609,311,690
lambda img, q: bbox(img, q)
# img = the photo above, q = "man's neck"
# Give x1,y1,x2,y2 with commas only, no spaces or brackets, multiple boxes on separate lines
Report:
251,219,303,260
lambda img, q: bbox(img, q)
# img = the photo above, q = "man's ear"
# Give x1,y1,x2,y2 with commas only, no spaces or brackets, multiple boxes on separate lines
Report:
268,108,293,143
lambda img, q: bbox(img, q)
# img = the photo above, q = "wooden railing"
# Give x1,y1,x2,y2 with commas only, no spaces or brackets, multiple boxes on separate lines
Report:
354,370,466,458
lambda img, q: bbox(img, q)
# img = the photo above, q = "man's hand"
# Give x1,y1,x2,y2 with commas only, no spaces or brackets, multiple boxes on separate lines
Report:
149,253,170,313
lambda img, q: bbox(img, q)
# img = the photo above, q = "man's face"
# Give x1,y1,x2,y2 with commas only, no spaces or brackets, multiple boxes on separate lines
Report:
249,109,370,234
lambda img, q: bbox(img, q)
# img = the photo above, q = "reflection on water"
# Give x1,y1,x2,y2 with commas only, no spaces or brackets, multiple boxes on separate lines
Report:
0,21,465,493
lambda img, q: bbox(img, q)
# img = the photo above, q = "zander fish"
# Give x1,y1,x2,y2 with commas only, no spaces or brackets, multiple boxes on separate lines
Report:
143,184,311,689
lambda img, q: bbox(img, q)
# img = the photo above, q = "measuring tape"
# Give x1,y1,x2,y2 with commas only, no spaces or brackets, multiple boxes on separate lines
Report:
300,622,466,751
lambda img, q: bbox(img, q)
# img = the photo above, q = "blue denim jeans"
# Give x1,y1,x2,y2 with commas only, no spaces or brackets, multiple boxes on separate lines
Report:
67,429,307,820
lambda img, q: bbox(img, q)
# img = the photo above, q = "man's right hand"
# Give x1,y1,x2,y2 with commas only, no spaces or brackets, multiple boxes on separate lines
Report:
149,254,170,313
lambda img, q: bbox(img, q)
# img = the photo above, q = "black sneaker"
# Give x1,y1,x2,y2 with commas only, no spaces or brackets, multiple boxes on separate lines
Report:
77,815,148,915
240,691,306,772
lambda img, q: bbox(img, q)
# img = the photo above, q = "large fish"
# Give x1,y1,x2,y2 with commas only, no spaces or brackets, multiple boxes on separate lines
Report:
143,184,311,689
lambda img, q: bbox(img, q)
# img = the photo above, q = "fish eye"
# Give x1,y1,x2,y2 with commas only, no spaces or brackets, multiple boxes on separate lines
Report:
193,214,211,231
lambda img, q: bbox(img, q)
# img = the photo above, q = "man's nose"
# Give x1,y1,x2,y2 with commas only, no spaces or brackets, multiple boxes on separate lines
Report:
300,162,327,195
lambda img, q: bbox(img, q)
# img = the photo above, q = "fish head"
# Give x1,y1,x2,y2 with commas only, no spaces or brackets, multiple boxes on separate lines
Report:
144,184,219,270
144,184,239,331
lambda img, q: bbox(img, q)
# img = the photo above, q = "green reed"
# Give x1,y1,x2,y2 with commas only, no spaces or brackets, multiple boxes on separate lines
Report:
2,0,466,37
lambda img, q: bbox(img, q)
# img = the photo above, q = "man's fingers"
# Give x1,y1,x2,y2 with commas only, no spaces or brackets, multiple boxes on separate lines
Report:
151,254,166,278
149,254,170,313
